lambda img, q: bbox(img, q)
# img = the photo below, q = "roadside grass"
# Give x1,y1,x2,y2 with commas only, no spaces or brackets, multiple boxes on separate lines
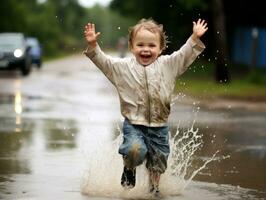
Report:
43,51,82,62
176,60,266,101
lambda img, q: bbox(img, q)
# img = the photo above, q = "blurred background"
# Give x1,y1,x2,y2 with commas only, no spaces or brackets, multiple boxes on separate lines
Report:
0,0,266,199
1,0,265,96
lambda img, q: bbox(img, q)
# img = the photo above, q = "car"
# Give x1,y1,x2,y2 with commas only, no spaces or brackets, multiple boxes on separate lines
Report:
26,37,42,68
0,32,32,76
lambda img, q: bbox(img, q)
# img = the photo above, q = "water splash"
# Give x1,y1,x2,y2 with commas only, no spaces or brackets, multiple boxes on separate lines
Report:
81,122,219,199
169,122,219,191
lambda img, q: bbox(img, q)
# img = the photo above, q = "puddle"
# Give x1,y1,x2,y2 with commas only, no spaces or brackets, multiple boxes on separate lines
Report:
0,56,266,199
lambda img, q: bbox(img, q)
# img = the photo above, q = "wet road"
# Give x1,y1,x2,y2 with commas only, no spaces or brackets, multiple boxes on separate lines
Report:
0,55,266,200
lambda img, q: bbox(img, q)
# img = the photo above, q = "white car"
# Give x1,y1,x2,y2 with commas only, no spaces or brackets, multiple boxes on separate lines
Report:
0,32,32,76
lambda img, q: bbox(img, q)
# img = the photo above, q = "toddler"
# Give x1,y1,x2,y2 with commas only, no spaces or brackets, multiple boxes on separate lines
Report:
84,18,207,196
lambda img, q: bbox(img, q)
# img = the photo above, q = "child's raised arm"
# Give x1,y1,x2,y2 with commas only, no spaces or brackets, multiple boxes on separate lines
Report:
191,19,208,41
84,23,101,48
163,18,207,77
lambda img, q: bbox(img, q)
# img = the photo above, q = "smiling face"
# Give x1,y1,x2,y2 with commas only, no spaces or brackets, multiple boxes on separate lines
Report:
130,28,162,66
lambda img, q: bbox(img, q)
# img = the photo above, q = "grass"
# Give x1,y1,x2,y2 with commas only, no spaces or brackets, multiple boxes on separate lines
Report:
176,60,266,101
43,51,81,62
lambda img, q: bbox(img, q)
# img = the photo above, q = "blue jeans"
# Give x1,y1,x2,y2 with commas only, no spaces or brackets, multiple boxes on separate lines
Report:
118,119,170,174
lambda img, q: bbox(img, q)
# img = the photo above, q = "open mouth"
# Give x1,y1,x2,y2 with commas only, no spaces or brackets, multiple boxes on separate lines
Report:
140,54,151,59
138,53,153,65
140,54,152,62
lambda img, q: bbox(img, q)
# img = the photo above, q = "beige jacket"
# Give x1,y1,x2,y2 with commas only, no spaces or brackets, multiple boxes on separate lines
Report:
84,36,205,127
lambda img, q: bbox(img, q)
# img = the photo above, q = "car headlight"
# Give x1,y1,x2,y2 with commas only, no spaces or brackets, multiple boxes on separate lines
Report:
14,49,23,58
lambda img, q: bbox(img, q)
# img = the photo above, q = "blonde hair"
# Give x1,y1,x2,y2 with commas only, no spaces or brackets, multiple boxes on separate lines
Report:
128,18,168,51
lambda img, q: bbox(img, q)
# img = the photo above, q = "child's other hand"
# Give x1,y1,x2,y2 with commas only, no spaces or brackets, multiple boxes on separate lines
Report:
84,23,101,47
192,19,208,40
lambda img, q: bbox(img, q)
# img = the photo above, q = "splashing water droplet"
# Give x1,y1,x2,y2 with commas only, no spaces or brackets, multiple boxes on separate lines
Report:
82,122,221,198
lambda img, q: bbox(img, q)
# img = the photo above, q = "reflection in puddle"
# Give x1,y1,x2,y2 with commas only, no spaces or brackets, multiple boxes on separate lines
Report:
14,90,22,115
0,108,266,199
0,93,44,105
0,117,33,179
191,124,266,192
14,90,22,133
0,117,79,180
43,120,78,150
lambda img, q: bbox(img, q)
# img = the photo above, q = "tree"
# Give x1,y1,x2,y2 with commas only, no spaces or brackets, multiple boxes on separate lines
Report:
110,0,230,83
211,0,230,83
0,0,90,57
86,5,135,48
0,0,28,32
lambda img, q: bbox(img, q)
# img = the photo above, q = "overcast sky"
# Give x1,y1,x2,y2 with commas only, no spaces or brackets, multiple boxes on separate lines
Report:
78,0,112,7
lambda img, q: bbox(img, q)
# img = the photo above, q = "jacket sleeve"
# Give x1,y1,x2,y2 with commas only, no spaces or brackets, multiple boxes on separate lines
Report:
165,36,205,77
83,44,116,85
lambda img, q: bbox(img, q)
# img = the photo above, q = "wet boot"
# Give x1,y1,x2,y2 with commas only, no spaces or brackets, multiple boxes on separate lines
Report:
149,184,162,197
121,144,140,188
121,166,136,188
149,171,162,198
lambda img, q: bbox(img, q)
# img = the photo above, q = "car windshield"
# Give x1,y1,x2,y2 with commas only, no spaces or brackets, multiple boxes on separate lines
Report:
0,34,24,51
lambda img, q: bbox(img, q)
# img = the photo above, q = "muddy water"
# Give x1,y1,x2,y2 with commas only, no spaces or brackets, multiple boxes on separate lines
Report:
0,55,266,199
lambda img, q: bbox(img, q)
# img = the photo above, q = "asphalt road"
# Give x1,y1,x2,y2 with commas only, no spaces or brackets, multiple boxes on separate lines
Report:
0,54,266,200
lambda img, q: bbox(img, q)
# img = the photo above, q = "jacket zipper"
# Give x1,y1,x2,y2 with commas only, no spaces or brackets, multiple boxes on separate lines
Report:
144,67,151,125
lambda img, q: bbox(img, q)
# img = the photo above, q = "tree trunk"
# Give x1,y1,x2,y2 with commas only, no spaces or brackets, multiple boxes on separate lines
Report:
212,0,230,83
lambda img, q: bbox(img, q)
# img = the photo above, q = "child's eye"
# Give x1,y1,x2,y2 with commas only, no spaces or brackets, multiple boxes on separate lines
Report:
137,44,143,47
149,44,156,47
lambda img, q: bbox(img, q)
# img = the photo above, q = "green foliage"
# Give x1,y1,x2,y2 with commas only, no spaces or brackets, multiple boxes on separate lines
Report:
0,0,28,31
110,0,209,52
0,0,88,57
86,5,135,48
176,0,208,10
0,0,136,57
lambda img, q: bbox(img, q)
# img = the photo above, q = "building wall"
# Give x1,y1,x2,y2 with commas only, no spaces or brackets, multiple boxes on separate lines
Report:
232,27,266,68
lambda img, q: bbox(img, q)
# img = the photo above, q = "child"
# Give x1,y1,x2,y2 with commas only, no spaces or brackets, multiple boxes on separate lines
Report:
83,18,207,195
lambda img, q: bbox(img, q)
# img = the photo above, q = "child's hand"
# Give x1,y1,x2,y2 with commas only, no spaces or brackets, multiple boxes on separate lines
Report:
84,23,101,47
192,19,208,40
